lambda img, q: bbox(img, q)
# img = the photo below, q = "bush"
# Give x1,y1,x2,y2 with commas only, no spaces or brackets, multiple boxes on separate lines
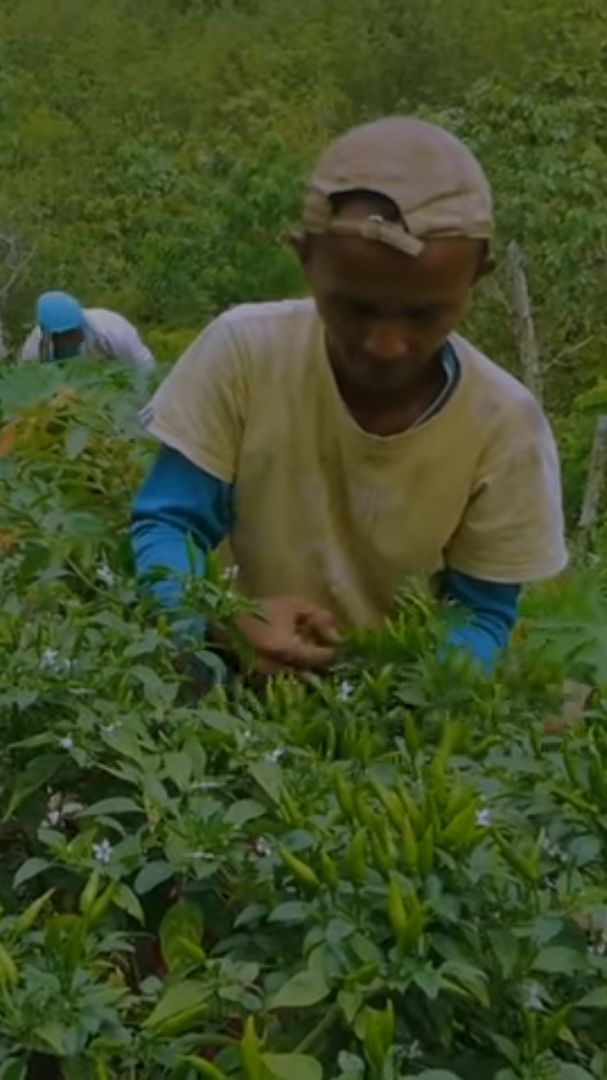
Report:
2,366,607,1079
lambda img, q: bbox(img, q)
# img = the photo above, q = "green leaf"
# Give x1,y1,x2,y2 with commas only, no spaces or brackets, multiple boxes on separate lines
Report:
413,968,442,1000
0,1061,27,1080
164,751,193,792
262,1054,322,1080
143,979,210,1029
224,798,265,825
13,858,49,889
556,1067,593,1080
269,901,309,924
417,1073,463,1080
269,968,329,1010
533,946,587,973
76,797,143,817
35,1020,66,1055
577,986,607,1008
490,1034,520,1068
113,883,145,923
249,760,283,805
64,425,89,460
134,860,174,896
4,754,63,819
160,898,204,973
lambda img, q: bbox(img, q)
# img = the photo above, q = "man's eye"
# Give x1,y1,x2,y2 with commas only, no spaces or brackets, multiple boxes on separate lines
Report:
407,307,438,322
347,300,375,317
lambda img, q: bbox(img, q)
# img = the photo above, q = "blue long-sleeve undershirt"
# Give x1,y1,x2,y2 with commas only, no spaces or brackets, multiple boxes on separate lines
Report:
131,445,520,673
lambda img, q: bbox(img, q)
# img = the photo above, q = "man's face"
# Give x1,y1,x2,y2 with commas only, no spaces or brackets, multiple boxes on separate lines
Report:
299,228,485,395
51,327,85,361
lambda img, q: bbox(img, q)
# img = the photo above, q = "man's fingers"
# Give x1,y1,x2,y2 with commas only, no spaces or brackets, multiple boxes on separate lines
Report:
278,636,336,670
296,606,341,645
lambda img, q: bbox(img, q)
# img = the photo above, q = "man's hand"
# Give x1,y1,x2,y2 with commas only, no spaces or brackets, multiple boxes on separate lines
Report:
236,595,340,674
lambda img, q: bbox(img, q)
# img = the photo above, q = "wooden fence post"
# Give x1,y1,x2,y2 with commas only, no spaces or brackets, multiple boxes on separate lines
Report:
578,414,607,536
507,239,543,403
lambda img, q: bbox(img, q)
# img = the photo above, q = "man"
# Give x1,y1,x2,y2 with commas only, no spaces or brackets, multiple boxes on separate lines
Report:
131,116,567,675
21,291,154,371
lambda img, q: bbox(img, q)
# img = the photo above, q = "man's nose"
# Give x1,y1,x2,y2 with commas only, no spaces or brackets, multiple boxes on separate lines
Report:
363,321,410,363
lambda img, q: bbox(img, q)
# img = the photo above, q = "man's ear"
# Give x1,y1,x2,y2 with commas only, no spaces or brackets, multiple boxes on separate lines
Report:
473,242,495,284
288,228,312,266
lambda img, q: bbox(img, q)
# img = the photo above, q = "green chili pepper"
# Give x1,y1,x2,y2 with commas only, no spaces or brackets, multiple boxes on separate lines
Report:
353,788,377,829
400,816,418,870
278,846,320,889
79,869,101,916
334,772,355,819
403,713,420,757
319,850,339,890
0,944,17,987
441,803,478,850
347,828,368,886
394,782,421,833
418,825,434,877
280,788,304,828
240,1016,263,1080
180,1056,229,1079
387,875,408,945
87,881,119,925
13,887,55,935
368,776,403,830
370,830,393,873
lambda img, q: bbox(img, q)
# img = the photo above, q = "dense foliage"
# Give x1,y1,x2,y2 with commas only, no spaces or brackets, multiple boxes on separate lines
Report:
0,0,606,408
0,363,607,1080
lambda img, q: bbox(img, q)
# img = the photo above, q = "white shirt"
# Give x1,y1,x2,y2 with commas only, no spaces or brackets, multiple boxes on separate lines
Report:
20,308,154,372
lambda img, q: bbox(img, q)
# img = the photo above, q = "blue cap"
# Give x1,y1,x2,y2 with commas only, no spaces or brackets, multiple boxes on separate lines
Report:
36,291,84,334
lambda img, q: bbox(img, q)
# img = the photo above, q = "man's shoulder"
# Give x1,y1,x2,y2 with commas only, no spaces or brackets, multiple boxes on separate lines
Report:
85,308,131,333
451,332,546,427
217,298,317,339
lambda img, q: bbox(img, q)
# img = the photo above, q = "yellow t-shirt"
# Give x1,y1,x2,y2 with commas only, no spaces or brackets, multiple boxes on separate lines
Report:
141,299,567,629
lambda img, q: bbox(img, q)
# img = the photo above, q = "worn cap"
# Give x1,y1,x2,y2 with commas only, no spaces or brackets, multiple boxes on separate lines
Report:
302,116,493,256
36,291,84,334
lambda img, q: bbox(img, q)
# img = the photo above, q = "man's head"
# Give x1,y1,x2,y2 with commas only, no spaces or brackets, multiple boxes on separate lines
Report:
293,116,494,395
36,291,85,361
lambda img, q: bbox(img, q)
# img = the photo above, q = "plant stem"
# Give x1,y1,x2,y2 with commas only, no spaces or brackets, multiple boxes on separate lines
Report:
294,1002,340,1054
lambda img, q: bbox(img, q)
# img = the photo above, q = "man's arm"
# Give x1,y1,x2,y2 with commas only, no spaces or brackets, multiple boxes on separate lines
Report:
440,568,521,674
131,444,233,616
101,312,155,372
20,328,42,362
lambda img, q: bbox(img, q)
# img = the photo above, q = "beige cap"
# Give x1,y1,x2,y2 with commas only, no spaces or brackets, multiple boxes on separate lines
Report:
302,116,493,256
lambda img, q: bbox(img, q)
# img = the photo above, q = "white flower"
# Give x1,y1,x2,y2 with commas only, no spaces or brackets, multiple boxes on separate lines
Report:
192,780,221,791
96,564,116,587
523,980,546,1012
221,564,239,582
41,648,71,674
41,648,60,670
93,839,113,865
45,809,62,827
255,837,272,857
338,679,354,701
264,748,286,764
539,829,567,862
58,736,74,751
476,808,492,828
187,850,215,861
101,722,118,734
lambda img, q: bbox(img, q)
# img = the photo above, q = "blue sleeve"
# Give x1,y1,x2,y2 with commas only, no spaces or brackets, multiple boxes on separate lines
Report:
440,568,521,674
131,445,233,628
